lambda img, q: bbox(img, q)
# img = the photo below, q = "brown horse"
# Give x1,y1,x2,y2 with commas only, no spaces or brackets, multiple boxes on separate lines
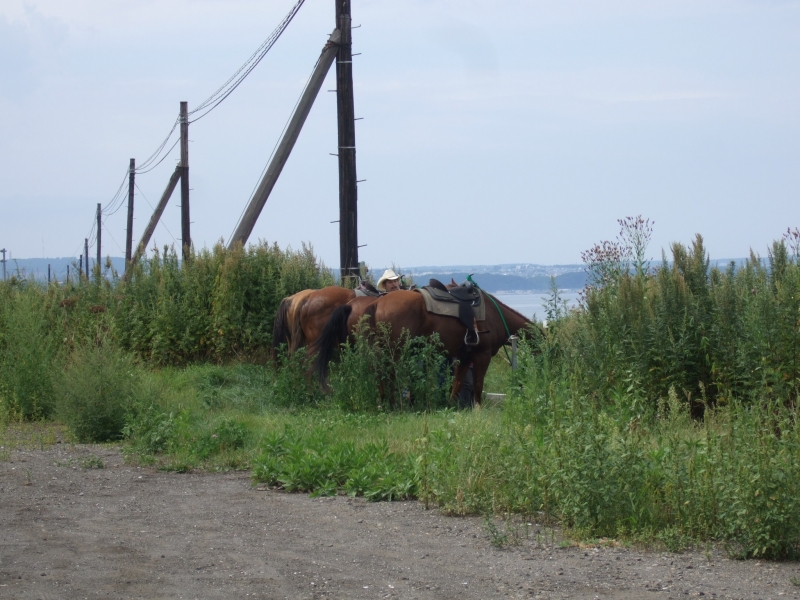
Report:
272,289,316,358
309,294,382,369
314,288,537,405
272,286,355,359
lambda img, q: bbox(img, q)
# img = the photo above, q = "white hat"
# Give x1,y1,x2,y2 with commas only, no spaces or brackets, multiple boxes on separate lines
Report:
376,269,400,291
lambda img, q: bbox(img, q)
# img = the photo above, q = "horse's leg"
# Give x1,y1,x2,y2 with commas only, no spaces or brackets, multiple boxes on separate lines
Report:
450,360,468,402
470,352,492,406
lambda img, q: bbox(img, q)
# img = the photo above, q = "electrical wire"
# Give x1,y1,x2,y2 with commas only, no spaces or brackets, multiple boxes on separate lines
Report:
134,137,181,175
130,0,303,177
134,118,180,173
101,217,125,255
89,0,308,255
226,60,317,244
72,216,97,258
134,182,177,243
188,0,306,123
101,171,130,217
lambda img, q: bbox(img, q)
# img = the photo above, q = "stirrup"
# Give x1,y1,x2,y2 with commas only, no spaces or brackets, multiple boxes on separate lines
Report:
464,329,480,346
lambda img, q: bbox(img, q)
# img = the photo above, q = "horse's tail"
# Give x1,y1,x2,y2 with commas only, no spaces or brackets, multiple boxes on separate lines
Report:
272,297,292,361
312,304,353,384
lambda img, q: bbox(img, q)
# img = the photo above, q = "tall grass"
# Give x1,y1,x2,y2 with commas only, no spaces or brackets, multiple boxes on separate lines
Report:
415,346,800,557
0,242,331,423
557,222,800,411
118,242,333,364
327,323,451,412
0,282,58,419
2,230,799,557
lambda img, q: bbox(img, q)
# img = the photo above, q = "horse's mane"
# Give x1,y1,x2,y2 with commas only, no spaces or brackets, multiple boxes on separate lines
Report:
483,291,532,324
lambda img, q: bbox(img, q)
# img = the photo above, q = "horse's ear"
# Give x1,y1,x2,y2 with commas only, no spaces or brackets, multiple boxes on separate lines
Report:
450,278,457,285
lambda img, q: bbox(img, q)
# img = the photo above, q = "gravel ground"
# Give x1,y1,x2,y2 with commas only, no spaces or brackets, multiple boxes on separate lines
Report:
1,443,799,599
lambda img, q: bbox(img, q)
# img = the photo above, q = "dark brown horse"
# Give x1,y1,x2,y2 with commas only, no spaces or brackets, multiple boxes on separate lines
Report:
313,288,537,405
272,286,355,359
309,294,382,369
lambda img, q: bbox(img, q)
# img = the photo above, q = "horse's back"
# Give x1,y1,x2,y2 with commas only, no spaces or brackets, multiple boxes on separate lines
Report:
301,286,357,344
372,290,429,339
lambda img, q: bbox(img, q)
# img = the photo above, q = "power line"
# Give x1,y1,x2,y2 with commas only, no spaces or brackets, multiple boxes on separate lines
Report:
134,137,181,175
188,0,306,123
103,170,132,217
134,182,177,244
134,117,180,173
92,0,307,254
101,217,125,255
227,61,317,244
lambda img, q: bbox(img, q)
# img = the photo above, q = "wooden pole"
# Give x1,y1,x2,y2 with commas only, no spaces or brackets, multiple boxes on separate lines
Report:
510,335,518,371
0,248,5,281
125,158,135,267
78,255,82,278
129,166,182,267
96,202,102,278
48,264,51,283
180,101,191,260
84,239,89,279
228,29,342,249
336,0,359,283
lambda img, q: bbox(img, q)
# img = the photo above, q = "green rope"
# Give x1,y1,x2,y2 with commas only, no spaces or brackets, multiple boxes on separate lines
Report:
466,274,514,363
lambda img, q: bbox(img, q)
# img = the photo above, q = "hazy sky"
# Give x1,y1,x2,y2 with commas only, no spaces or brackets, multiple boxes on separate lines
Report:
1,0,798,270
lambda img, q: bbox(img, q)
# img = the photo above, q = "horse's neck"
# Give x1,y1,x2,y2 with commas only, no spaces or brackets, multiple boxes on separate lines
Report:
495,300,531,336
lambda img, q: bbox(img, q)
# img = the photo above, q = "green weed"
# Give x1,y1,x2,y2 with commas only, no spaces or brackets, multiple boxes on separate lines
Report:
56,342,144,442
79,455,105,469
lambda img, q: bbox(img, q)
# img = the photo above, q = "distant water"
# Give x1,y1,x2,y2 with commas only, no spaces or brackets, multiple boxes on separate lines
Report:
494,291,581,322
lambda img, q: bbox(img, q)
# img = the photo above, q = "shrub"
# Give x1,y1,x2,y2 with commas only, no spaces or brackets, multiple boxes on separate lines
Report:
123,404,178,455
56,343,143,442
327,323,452,412
0,283,58,420
550,220,800,411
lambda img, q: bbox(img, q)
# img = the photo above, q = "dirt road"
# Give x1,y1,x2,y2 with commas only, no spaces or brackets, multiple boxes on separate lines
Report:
1,444,799,599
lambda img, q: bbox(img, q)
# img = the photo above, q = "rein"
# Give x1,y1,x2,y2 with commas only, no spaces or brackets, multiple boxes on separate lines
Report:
466,275,514,363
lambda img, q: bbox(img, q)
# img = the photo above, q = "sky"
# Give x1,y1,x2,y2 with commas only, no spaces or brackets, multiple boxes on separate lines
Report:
1,0,798,270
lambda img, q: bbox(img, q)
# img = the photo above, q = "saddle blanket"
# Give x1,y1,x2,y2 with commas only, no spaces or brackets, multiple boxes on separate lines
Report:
417,288,486,321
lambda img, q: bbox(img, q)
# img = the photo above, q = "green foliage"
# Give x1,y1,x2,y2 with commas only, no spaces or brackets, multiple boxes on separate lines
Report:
56,343,145,442
415,342,800,558
0,242,333,370
118,242,333,364
556,223,800,410
123,404,178,455
192,417,249,460
252,427,417,501
0,282,58,420
80,455,105,469
270,348,323,408
327,323,452,412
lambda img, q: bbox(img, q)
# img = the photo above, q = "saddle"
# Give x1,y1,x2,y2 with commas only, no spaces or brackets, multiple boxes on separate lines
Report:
355,281,384,298
421,278,483,346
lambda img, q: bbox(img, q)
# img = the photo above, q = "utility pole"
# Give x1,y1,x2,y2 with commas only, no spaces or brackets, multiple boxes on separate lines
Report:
78,255,83,278
128,166,182,269
228,29,342,249
0,248,6,281
180,101,191,261
96,202,102,278
48,264,51,283
336,0,359,283
126,158,135,267
84,238,89,279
